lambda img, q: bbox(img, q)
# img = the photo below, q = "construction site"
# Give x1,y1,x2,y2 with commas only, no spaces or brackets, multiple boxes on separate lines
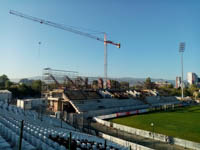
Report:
0,7,198,150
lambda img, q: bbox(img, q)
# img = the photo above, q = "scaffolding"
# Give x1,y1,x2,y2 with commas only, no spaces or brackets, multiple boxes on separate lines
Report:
42,68,78,93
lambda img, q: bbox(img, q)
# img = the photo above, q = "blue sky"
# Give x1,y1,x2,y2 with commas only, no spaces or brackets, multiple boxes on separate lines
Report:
0,0,199,80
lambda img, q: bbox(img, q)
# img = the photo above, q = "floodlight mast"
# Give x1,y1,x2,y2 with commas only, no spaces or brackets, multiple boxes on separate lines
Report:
179,42,185,100
9,10,121,89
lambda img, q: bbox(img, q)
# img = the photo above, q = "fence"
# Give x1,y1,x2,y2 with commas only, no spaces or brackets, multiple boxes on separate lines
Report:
94,115,200,150
99,132,153,150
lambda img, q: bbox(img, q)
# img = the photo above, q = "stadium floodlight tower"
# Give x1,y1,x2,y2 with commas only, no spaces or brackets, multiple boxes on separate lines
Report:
179,42,185,100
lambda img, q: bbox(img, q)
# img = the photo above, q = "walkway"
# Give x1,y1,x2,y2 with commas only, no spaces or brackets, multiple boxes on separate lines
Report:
91,122,190,150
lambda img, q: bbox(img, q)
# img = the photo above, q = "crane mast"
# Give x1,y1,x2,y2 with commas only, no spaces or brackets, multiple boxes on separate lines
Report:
10,10,121,89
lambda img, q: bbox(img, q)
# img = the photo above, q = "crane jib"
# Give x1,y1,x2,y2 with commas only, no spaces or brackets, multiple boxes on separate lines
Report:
9,9,121,89
9,10,120,47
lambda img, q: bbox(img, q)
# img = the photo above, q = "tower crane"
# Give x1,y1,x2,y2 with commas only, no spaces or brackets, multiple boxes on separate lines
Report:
10,10,121,88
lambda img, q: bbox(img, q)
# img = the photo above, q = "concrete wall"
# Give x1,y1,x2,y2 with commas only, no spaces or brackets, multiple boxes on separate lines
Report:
96,102,187,120
17,99,32,110
17,98,47,110
84,104,149,118
30,98,47,107
173,138,200,150
99,132,153,150
94,117,161,141
84,99,182,118
0,90,12,103
112,121,167,142
94,117,200,150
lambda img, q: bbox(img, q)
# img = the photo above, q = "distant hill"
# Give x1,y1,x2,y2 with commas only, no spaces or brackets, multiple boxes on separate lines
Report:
10,76,42,83
11,76,175,85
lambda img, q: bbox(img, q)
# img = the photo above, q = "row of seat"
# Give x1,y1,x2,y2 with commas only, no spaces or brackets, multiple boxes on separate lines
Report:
0,101,128,150
0,115,125,150
0,132,12,150
98,91,112,98
49,135,118,150
146,96,180,105
73,98,145,112
0,101,74,130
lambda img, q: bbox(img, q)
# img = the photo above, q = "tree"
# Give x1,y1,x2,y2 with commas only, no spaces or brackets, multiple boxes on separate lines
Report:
92,80,98,89
167,84,174,89
0,74,9,89
0,74,43,98
134,85,143,90
183,88,191,97
8,86,19,98
144,77,155,89
32,80,42,92
109,80,120,89
120,81,129,90
31,80,42,97
193,91,200,100
18,84,29,98
0,74,9,82
170,88,181,96
188,84,198,96
198,92,200,98
5,80,13,89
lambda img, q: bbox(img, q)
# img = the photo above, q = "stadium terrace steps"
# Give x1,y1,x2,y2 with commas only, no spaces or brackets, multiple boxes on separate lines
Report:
65,90,86,100
0,101,128,150
0,134,12,150
146,96,180,105
71,98,146,112
64,90,102,100
68,95,181,118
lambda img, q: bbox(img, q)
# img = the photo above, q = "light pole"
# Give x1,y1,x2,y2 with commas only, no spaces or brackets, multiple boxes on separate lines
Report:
151,122,154,148
104,33,107,89
179,42,185,100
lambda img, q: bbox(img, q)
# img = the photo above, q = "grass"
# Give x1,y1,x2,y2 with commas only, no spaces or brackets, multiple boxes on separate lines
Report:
110,105,200,143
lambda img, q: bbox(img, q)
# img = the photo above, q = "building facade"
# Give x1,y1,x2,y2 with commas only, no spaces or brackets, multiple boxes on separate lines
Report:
155,81,172,88
17,98,47,110
187,72,198,85
176,76,181,88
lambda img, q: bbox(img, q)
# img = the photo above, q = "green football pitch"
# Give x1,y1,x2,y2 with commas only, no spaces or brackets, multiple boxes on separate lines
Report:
110,105,200,143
